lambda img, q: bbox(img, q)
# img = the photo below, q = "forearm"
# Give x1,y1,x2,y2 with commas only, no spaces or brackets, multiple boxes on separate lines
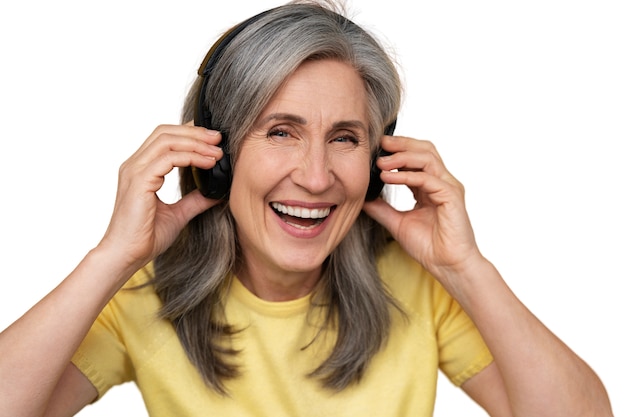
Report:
446,258,613,417
0,246,138,416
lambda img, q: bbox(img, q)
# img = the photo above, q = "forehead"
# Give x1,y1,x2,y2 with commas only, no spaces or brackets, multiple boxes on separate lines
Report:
260,59,369,123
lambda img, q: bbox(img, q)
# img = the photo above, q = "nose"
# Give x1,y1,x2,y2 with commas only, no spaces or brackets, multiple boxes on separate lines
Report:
291,142,335,195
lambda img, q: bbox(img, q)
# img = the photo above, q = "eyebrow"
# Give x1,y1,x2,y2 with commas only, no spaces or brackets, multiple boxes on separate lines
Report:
259,113,367,132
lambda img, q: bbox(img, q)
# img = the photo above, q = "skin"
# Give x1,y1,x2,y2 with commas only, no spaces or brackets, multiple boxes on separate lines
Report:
0,57,614,416
363,135,613,416
0,124,222,416
229,59,371,301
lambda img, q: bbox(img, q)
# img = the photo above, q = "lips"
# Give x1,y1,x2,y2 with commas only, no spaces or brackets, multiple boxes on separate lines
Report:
270,202,333,230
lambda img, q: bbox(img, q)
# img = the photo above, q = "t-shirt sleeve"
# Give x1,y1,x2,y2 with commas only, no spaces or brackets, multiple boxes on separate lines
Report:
433,280,493,386
378,240,493,387
71,296,135,399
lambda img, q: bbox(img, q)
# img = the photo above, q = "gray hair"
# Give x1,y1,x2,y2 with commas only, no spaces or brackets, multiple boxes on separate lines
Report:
154,0,403,394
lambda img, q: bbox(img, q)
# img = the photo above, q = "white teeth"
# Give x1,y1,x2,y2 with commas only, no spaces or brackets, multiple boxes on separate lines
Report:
271,202,331,219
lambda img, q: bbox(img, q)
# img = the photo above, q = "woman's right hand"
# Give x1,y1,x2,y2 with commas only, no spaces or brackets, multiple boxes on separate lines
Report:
0,124,224,417
98,123,224,274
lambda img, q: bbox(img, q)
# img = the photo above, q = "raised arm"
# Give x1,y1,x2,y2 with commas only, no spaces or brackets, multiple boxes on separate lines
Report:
363,134,614,417
0,124,222,417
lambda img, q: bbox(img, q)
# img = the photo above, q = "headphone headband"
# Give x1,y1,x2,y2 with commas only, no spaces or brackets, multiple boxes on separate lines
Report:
196,9,274,130
192,6,396,201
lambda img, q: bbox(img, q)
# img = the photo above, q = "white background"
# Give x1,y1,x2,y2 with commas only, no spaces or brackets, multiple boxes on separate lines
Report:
1,0,624,415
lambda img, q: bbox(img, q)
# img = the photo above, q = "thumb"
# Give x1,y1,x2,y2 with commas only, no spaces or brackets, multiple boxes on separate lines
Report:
171,189,221,225
362,198,402,233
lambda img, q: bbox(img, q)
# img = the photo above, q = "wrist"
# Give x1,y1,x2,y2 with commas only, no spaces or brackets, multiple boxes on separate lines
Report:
433,253,501,308
87,241,147,289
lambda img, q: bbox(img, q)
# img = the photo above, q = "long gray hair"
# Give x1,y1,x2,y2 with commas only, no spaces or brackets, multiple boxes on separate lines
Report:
154,0,403,394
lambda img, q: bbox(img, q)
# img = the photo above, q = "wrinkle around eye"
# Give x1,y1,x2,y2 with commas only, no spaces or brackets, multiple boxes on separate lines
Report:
330,131,368,151
262,126,305,149
268,128,291,138
332,135,359,145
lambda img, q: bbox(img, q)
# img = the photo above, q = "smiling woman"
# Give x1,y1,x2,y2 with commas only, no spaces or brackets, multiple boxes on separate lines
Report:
230,60,372,298
0,1,616,417
154,14,402,396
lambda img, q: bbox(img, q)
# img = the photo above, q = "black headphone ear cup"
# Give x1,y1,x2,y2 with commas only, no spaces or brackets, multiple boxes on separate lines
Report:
191,130,232,199
192,10,272,200
192,152,232,200
365,148,390,201
193,75,232,199
365,121,396,201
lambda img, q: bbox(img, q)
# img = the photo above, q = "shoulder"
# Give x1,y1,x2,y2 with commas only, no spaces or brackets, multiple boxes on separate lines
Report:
99,263,174,357
376,240,434,297
101,263,163,329
376,240,431,284
376,240,456,319
125,262,156,289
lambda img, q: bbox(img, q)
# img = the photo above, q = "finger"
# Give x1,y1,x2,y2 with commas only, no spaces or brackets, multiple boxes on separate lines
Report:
169,189,220,225
380,170,464,206
120,149,221,195
380,135,442,160
362,198,403,233
123,130,224,184
377,137,449,177
133,133,224,168
377,149,447,178
134,124,223,156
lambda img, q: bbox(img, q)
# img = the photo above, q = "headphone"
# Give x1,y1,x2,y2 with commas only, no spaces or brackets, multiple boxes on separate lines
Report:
192,8,396,201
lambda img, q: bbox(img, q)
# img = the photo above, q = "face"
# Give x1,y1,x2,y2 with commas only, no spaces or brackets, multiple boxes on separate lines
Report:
229,59,371,289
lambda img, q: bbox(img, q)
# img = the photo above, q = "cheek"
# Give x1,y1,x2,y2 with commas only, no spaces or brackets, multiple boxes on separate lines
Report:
337,155,372,198
229,149,260,215
230,166,265,207
232,142,265,187
229,145,285,212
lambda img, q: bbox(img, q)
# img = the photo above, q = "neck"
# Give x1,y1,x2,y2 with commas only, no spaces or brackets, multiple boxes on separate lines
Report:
235,263,322,302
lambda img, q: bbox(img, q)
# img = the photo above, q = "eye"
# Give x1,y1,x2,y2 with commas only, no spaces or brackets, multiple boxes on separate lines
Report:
333,135,358,144
268,128,290,138
331,132,361,147
266,125,301,143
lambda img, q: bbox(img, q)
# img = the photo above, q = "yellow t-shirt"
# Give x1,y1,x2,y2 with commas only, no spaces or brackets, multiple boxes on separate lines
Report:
72,241,492,416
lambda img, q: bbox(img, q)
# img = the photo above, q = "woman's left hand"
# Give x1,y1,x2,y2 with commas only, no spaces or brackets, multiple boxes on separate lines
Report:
362,135,483,284
364,136,616,417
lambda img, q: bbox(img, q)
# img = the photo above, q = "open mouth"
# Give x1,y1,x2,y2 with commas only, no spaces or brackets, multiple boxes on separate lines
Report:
270,202,334,230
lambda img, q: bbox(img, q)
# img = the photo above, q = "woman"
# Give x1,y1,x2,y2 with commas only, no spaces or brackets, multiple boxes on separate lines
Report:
0,1,614,416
